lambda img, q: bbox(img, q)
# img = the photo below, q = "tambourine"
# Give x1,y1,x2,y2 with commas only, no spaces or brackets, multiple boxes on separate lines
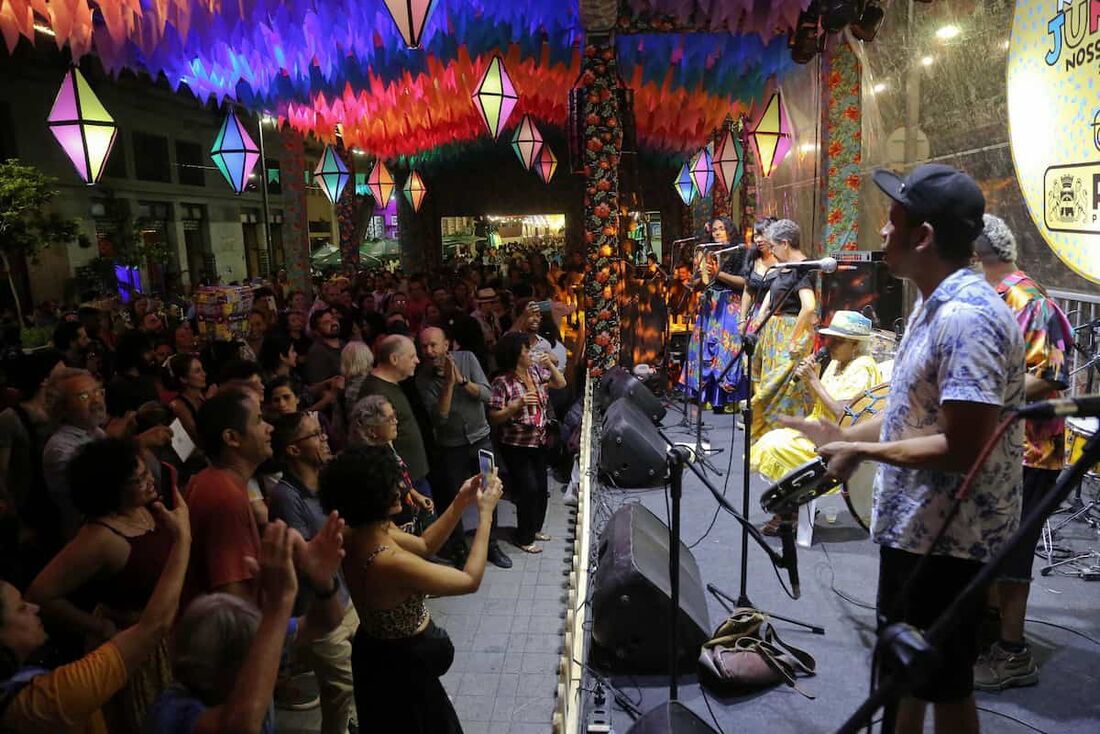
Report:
760,457,841,516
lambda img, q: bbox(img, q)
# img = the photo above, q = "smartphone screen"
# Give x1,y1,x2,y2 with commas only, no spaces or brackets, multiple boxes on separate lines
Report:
478,449,495,484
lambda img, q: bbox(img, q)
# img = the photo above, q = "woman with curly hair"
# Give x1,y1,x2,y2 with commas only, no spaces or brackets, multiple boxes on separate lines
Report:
319,446,502,734
681,216,749,411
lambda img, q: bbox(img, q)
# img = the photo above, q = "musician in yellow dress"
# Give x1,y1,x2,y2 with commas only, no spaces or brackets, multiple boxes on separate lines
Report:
750,311,881,484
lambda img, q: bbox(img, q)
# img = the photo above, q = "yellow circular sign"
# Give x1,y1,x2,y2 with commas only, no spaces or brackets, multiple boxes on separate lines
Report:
1007,0,1100,284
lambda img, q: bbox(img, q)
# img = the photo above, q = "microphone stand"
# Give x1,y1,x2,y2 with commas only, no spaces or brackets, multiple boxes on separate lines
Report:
684,244,729,474
707,263,825,632
836,429,1100,734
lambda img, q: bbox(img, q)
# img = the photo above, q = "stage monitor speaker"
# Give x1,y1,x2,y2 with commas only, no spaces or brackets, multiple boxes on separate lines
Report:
596,365,667,422
591,504,710,671
626,701,718,733
600,398,667,488
595,366,631,411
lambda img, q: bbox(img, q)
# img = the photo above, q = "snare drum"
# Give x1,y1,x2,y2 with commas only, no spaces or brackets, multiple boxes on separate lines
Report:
836,384,891,531
1066,417,1100,477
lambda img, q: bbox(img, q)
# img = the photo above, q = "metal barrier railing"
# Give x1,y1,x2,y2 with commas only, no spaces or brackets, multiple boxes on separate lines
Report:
555,373,594,734
1049,288,1100,396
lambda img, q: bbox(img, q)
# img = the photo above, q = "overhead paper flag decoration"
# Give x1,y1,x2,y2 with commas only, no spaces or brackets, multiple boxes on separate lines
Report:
472,55,518,139
367,160,396,205
313,145,350,204
47,68,118,185
748,91,793,178
383,0,436,48
404,170,427,211
210,111,261,194
689,147,715,199
354,172,369,196
674,161,696,205
713,127,744,195
511,115,543,170
535,145,557,183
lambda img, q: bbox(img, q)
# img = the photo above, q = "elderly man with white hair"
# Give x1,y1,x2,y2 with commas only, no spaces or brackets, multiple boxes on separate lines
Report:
971,213,1075,691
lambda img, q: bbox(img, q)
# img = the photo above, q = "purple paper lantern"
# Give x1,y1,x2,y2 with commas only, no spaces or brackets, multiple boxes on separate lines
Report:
47,68,118,185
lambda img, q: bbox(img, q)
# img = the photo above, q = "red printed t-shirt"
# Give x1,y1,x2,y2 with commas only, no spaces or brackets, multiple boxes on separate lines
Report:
182,467,260,609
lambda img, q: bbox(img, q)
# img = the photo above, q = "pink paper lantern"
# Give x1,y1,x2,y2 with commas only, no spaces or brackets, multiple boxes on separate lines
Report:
47,68,118,185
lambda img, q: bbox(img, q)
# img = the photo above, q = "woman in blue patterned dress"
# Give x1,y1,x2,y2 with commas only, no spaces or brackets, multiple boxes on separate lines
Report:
680,216,749,410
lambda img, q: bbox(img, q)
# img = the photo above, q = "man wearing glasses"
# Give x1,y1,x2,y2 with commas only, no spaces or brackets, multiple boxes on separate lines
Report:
42,368,171,540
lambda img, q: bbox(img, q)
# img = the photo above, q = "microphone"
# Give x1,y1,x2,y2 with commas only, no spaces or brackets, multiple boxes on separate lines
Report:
779,257,839,274
794,347,830,383
779,522,801,599
1015,395,1100,419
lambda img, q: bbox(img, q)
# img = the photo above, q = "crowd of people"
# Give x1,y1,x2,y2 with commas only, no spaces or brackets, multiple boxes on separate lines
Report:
0,252,586,734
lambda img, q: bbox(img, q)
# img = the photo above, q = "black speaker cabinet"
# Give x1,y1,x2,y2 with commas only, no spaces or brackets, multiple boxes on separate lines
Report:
595,366,632,411
600,398,667,488
591,504,710,671
821,254,903,332
626,701,718,733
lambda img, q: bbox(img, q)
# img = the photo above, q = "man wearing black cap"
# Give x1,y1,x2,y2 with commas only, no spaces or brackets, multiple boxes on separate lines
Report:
786,164,1026,733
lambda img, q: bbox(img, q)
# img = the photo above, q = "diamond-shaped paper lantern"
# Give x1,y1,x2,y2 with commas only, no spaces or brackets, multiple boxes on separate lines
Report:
367,160,395,206
210,111,260,195
383,0,436,48
404,170,427,212
47,69,118,185
511,115,544,170
713,128,744,195
674,161,696,205
689,147,715,199
535,145,558,183
748,92,793,178
313,145,350,204
472,55,518,139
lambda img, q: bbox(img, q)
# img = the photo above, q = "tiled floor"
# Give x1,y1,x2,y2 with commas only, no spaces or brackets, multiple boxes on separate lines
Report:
277,482,573,734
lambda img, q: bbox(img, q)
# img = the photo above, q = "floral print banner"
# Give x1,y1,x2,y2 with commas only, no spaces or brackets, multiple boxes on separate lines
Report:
821,39,862,253
580,40,623,377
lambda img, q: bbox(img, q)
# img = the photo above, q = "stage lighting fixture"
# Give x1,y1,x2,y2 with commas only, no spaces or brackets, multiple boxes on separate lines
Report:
822,0,863,33
789,4,823,64
851,1,886,42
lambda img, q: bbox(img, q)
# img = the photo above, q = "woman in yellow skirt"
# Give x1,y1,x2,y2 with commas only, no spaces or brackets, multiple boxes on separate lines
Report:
750,310,881,533
748,219,819,439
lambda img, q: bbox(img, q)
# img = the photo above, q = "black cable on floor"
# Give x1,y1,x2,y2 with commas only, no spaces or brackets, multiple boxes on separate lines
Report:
1025,617,1100,647
820,541,876,611
700,687,727,734
976,706,1049,734
686,413,738,549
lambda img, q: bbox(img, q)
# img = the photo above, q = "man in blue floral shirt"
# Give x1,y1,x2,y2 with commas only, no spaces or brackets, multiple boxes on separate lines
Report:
787,164,1024,734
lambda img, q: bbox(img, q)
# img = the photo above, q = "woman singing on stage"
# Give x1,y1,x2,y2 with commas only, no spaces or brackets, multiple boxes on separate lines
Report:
680,216,749,411
740,217,779,325
748,219,818,438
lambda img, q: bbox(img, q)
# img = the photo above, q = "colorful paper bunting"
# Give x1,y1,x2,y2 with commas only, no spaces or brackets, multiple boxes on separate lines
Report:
674,161,696,205
210,111,260,195
47,68,118,185
404,170,427,211
748,91,793,178
713,127,744,195
689,147,715,199
354,172,369,196
313,145,350,204
367,160,396,206
472,55,518,139
510,115,543,170
383,0,437,49
534,145,557,183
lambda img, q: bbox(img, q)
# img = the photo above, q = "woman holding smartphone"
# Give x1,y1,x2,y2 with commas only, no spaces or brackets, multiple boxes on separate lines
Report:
319,446,502,734
489,332,567,554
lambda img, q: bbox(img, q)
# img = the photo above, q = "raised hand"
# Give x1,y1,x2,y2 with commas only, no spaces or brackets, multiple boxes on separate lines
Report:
476,470,503,515
296,512,346,591
150,485,190,543
253,520,298,609
455,473,482,509
779,415,843,448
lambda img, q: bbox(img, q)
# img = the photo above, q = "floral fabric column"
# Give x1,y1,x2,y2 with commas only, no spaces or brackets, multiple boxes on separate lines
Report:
821,39,862,253
336,188,361,272
280,132,312,292
580,39,623,377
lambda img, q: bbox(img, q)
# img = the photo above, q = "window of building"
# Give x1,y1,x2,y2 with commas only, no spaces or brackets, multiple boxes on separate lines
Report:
175,141,205,186
132,132,171,182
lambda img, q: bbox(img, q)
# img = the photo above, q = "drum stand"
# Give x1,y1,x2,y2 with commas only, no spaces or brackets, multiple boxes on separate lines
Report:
707,271,824,634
